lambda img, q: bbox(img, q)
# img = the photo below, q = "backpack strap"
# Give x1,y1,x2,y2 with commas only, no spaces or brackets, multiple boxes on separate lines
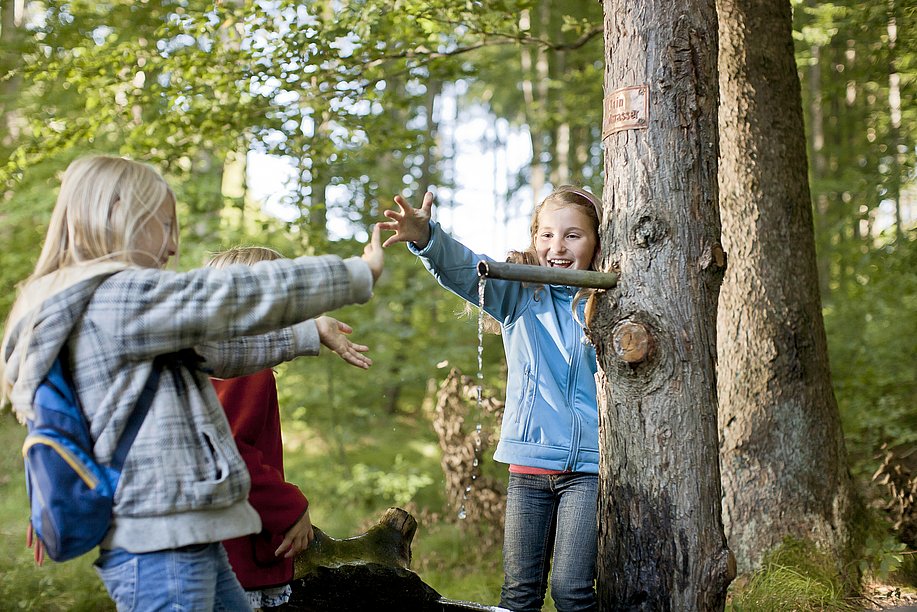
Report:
108,354,167,473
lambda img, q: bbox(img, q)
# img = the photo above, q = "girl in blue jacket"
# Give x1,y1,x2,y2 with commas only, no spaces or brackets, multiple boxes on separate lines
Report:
380,186,601,612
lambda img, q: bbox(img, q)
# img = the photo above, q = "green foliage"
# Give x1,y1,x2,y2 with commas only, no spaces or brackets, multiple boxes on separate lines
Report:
858,533,909,580
795,0,917,483
728,538,855,612
338,456,435,508
823,232,917,476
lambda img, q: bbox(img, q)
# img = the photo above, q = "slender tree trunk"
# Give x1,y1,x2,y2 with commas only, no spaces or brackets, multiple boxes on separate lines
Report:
716,0,856,575
519,5,548,203
886,0,904,243
419,78,441,192
0,0,24,148
594,0,732,608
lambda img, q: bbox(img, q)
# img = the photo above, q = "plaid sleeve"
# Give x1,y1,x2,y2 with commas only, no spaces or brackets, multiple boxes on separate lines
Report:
92,255,371,359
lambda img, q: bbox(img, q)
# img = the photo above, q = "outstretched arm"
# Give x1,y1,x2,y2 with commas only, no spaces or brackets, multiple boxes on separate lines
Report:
379,191,435,249
315,316,372,369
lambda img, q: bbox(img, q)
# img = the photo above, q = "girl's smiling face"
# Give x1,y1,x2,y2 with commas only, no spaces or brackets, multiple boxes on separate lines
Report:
535,202,598,271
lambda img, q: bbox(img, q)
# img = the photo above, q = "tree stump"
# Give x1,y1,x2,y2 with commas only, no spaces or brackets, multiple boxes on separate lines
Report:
285,507,496,612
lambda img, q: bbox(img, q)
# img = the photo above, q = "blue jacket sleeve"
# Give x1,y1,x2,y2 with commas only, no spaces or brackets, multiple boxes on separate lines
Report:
407,222,531,324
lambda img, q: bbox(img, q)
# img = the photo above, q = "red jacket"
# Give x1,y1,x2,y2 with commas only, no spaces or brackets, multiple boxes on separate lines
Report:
213,369,309,589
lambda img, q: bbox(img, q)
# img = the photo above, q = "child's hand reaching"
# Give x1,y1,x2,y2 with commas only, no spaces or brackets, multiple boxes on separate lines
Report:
315,316,372,369
380,191,435,249
276,508,314,558
361,224,384,283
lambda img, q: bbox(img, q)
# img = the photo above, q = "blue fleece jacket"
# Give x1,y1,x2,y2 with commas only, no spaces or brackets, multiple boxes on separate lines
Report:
410,222,599,473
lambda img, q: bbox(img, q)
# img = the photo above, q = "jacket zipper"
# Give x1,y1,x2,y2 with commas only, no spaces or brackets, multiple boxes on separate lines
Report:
565,309,584,472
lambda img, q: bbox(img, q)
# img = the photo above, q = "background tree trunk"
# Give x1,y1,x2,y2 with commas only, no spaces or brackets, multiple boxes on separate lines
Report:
716,0,856,575
594,0,733,608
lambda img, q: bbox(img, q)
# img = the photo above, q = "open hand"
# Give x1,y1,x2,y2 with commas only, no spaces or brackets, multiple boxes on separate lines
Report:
315,316,372,369
361,224,384,283
379,191,435,249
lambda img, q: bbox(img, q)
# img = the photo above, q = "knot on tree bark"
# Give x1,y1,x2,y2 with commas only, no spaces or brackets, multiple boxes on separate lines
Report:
612,320,654,363
632,215,668,248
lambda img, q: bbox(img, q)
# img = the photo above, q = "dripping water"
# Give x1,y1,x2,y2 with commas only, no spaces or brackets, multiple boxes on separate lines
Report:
459,276,487,521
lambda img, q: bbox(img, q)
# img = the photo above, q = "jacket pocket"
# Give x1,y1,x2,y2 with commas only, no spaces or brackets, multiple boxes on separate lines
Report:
193,426,232,493
515,366,537,430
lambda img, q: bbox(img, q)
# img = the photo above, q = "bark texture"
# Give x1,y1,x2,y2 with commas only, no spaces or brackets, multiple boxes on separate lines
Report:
594,0,732,609
716,0,855,575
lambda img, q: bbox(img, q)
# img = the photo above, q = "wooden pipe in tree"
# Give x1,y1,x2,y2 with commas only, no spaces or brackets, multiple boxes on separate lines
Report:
476,261,618,289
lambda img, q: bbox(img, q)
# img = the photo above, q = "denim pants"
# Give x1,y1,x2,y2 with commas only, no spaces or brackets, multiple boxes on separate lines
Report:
94,543,251,611
500,472,598,612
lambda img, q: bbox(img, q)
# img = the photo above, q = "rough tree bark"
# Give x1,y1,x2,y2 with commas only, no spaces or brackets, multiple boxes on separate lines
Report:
592,0,733,609
716,0,856,575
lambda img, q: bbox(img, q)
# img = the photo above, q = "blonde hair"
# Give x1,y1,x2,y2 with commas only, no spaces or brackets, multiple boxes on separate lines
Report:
30,155,178,278
2,155,178,404
207,246,283,269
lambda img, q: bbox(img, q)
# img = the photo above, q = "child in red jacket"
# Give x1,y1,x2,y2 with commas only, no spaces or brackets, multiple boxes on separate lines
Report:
208,246,373,610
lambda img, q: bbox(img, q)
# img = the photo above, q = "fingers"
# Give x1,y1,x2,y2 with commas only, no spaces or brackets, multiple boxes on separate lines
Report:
381,233,400,249
336,320,353,334
343,352,372,368
285,525,315,558
421,191,435,213
368,223,382,249
338,343,372,368
276,524,315,558
393,194,410,212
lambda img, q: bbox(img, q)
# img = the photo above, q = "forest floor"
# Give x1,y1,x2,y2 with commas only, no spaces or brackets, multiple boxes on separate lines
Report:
858,582,917,610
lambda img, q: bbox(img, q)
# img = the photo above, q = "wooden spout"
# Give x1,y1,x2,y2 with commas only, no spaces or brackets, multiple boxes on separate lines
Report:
476,261,618,289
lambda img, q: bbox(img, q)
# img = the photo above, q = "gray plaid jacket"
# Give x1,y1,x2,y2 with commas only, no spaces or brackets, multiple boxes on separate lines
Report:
4,255,372,552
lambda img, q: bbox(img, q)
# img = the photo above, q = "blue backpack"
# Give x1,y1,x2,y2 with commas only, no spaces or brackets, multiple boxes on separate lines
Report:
22,351,163,563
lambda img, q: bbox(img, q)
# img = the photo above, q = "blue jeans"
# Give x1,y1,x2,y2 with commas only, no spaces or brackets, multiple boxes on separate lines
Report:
501,472,598,612
94,543,250,611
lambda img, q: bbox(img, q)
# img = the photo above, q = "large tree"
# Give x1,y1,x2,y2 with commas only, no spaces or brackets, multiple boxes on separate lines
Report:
592,0,733,608
716,0,857,575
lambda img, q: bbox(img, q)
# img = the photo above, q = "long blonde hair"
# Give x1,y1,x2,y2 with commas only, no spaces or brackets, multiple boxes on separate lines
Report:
2,156,178,402
30,155,178,278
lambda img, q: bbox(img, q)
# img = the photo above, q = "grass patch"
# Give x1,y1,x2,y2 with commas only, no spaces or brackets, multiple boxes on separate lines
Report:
728,537,855,611
0,412,114,611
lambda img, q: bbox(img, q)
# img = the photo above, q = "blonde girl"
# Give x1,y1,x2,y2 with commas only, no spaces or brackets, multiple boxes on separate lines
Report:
2,155,383,611
380,186,601,612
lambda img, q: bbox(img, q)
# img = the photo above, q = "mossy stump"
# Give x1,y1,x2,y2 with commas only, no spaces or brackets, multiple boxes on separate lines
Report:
285,507,494,612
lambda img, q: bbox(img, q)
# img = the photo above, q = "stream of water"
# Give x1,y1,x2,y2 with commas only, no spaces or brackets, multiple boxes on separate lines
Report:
458,276,488,520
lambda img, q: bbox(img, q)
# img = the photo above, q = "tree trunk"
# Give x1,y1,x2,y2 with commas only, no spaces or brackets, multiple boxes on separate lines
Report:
519,5,548,203
0,0,24,148
885,0,904,243
594,0,732,609
716,0,856,575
